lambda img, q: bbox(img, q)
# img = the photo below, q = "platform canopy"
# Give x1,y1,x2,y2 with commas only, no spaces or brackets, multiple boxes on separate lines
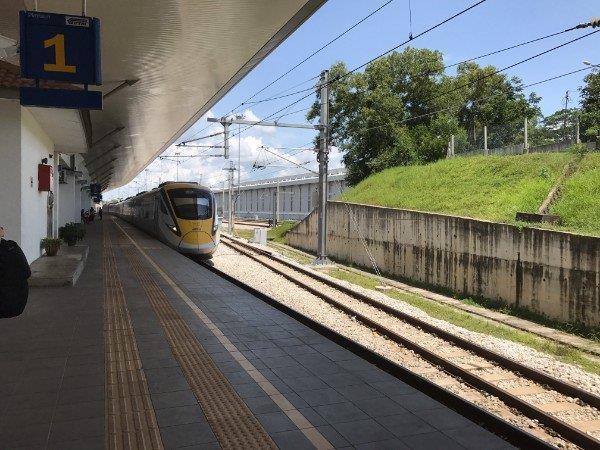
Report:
0,0,326,190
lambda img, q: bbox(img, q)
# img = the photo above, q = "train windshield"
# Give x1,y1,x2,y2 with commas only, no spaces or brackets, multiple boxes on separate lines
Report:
168,188,212,220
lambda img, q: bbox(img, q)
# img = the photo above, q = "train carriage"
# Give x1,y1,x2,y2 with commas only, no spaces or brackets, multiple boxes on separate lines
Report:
106,182,219,258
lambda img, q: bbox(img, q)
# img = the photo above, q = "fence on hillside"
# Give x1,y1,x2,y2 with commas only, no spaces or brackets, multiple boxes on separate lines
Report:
455,139,595,157
446,114,594,158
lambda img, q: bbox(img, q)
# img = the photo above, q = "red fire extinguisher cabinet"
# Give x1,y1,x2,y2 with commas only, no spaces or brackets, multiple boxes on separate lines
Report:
38,164,53,192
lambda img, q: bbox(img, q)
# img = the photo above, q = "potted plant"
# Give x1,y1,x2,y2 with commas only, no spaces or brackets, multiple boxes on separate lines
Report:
59,223,79,246
41,237,61,256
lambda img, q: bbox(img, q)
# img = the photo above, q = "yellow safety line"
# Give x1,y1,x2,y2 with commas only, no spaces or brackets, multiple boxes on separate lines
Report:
103,221,163,450
115,223,276,449
113,218,333,449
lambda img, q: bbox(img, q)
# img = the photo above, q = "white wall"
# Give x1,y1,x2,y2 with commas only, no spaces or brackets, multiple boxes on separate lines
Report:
0,99,22,246
59,172,77,226
20,107,53,262
1,100,91,263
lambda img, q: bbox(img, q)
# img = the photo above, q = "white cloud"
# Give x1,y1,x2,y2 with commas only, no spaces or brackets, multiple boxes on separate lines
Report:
103,108,344,201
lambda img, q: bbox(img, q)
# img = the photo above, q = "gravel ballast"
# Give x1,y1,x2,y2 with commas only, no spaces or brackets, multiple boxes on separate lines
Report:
211,245,584,448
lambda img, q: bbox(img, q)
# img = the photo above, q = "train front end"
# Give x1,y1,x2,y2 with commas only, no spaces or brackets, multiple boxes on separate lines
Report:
161,183,219,258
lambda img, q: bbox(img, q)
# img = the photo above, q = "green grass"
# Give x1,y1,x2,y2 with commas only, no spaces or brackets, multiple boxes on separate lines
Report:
325,268,600,375
232,221,298,243
268,221,298,243
341,153,572,224
550,153,600,236
270,244,313,264
232,228,253,240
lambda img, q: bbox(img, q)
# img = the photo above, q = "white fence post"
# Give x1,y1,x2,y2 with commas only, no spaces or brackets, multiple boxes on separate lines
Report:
524,117,529,153
484,125,488,155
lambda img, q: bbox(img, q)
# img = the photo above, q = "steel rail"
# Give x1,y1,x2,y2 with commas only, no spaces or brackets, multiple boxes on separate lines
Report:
220,235,600,449
199,250,552,450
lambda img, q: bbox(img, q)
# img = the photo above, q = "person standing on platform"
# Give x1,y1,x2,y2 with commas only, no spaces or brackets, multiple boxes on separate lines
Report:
98,207,103,220
0,227,31,318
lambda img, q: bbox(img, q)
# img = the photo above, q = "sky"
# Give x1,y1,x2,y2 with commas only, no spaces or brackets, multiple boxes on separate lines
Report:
104,0,599,201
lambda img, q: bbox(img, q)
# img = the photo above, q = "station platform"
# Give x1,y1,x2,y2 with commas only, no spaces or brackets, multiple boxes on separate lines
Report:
0,218,512,449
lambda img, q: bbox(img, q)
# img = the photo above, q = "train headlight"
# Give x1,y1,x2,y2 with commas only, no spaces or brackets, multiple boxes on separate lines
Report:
165,221,180,236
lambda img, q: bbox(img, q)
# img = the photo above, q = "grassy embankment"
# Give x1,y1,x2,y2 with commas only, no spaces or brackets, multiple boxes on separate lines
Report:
340,151,600,234
550,153,600,236
231,153,600,371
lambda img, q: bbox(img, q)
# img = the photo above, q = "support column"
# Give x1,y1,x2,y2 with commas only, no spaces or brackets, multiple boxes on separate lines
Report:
227,163,234,234
52,149,60,238
276,181,280,225
315,70,330,265
0,99,21,245
222,181,226,218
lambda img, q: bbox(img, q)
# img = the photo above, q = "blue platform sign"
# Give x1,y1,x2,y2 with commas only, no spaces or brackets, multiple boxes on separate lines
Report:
20,10,101,85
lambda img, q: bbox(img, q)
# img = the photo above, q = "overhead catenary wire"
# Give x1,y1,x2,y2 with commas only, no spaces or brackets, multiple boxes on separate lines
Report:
425,29,600,105
222,0,397,117
353,64,597,137
245,0,491,107
246,21,591,107
321,34,600,141
320,0,490,88
179,130,224,145
258,146,318,174
228,0,489,141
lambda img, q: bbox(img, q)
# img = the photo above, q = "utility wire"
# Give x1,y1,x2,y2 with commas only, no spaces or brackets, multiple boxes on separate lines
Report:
255,15,598,110
354,65,596,136
327,0,489,86
246,0,490,106
444,28,577,70
179,131,224,145
224,0,397,116
276,106,313,121
260,146,318,174
425,29,600,104
245,25,578,106
229,0,489,140
408,0,413,40
230,91,317,139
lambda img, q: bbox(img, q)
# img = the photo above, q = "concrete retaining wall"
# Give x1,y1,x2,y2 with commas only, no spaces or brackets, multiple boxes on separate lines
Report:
287,201,600,325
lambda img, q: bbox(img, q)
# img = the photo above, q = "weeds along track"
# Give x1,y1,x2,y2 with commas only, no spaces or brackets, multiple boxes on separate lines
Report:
219,235,600,449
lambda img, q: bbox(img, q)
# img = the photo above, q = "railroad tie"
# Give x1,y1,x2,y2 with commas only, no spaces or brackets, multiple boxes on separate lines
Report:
116,229,277,449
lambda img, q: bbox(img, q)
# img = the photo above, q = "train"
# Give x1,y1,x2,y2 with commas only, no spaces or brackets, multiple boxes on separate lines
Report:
105,181,220,258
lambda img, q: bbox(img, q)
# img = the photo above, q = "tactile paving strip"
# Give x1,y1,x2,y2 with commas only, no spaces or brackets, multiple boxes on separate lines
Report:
115,226,278,449
103,223,163,449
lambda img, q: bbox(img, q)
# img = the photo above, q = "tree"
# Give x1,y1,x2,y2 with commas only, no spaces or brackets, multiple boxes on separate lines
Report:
580,70,600,143
308,48,541,185
453,63,540,149
529,108,578,146
308,48,461,185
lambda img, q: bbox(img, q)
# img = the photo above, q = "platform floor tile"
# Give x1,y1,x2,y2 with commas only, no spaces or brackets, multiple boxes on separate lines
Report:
0,219,515,450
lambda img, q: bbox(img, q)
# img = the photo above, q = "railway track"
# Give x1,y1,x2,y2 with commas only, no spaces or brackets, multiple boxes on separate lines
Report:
219,234,600,449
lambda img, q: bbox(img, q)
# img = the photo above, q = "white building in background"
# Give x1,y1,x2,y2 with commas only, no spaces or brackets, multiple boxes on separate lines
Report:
215,169,347,222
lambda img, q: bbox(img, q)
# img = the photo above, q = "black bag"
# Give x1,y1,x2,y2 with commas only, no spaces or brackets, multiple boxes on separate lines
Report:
0,239,31,318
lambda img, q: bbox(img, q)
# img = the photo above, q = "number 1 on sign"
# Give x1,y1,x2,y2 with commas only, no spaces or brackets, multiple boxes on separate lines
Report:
43,34,76,73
